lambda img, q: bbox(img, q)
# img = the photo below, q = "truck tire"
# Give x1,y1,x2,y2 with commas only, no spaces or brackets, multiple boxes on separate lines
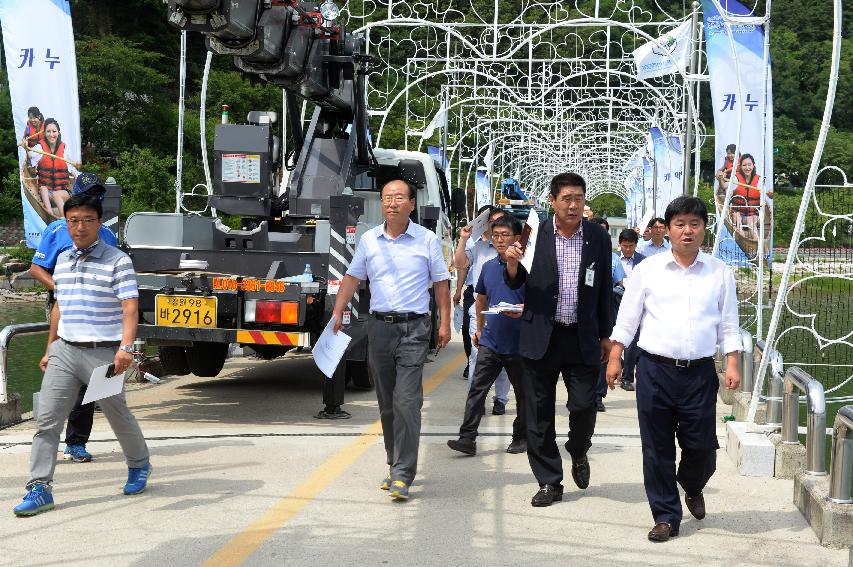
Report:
346,360,373,390
158,346,190,376
185,342,229,377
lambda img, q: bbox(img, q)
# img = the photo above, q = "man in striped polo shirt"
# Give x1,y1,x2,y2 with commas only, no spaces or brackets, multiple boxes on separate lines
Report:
14,193,151,517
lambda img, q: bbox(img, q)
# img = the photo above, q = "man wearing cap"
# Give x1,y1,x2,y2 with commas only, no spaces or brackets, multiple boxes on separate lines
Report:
29,173,117,463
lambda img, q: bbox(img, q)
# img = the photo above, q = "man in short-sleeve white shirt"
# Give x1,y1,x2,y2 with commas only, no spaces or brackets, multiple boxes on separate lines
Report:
333,179,451,501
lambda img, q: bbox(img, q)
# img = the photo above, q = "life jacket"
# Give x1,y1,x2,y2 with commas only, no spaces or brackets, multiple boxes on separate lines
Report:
731,171,761,215
37,141,70,191
25,123,45,146
721,156,734,177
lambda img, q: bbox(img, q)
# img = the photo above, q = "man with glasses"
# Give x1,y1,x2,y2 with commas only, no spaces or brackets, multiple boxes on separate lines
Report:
505,172,614,507
453,206,512,414
28,173,118,464
447,215,527,456
331,179,451,501
14,192,151,517
639,218,671,257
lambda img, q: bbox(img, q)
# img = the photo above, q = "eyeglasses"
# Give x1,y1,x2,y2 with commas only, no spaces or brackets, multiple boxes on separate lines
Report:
490,232,515,241
66,218,98,227
557,195,585,204
381,195,412,204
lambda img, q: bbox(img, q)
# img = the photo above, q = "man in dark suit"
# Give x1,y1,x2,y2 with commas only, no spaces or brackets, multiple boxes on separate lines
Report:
615,228,646,391
505,172,614,507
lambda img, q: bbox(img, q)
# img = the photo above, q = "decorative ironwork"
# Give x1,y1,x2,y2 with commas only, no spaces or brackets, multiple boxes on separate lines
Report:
341,0,700,202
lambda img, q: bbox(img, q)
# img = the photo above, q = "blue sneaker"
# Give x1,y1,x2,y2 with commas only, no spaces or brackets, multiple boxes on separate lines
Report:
13,484,55,517
123,464,152,495
63,444,93,463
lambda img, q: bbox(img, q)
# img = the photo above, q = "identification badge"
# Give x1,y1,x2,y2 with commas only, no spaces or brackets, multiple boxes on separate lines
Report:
585,264,595,287
342,311,352,325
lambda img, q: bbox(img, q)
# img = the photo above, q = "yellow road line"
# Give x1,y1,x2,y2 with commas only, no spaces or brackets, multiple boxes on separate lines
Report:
202,351,467,567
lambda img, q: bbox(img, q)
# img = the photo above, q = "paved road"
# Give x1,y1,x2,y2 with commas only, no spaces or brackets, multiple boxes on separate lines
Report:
0,340,848,567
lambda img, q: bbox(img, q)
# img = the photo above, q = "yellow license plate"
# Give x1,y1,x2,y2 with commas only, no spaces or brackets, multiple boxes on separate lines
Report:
155,295,217,328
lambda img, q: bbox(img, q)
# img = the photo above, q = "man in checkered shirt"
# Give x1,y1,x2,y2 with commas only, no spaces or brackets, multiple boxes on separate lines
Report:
505,172,615,507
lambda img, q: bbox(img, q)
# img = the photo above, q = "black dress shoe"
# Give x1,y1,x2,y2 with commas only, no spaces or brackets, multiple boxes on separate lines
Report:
531,484,563,507
685,493,706,519
571,454,590,489
506,439,527,454
461,365,469,380
596,399,606,412
620,380,635,391
447,438,476,455
647,522,679,542
492,401,506,415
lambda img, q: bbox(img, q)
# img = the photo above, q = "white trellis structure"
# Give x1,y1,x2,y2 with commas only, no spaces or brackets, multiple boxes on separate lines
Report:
342,0,705,204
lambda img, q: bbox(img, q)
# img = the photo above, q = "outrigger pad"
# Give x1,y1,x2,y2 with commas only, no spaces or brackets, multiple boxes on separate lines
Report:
314,406,352,420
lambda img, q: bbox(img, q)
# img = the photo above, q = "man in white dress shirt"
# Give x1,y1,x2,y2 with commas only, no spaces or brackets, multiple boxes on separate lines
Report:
606,196,741,542
332,179,451,501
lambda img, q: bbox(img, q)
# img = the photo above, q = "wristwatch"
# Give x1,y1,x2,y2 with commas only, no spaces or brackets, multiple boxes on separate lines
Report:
119,345,134,354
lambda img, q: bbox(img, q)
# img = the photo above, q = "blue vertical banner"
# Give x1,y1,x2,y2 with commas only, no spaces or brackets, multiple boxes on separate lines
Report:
1,0,81,248
474,170,491,212
649,127,683,217
703,0,773,262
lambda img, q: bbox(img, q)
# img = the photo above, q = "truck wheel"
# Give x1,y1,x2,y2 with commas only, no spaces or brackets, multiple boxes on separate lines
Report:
185,342,229,377
346,360,373,390
158,346,190,376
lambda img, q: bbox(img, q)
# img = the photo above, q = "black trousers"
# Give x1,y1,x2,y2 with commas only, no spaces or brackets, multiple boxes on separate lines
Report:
595,330,642,398
64,385,94,445
459,345,526,441
461,287,474,360
636,353,719,528
622,331,641,384
523,323,598,487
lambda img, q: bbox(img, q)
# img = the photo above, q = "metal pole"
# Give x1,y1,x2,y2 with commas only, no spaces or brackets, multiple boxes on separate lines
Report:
174,31,187,213
829,406,853,503
682,2,700,196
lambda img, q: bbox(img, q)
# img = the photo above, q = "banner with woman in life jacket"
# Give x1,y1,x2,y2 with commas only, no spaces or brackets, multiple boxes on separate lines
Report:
0,0,82,248
703,0,774,263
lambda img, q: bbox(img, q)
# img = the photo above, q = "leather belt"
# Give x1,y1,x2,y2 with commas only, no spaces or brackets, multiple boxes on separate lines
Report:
371,311,426,324
62,339,121,349
645,353,714,368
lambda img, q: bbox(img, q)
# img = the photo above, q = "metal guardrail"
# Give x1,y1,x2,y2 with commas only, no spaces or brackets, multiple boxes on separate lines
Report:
0,323,50,404
828,405,853,504
782,366,827,476
740,329,754,394
755,340,784,426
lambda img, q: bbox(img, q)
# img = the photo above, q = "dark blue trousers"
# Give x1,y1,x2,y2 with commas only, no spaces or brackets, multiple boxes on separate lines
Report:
636,353,719,528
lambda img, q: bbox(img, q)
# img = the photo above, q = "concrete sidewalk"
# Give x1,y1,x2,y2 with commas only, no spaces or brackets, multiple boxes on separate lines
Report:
0,342,848,566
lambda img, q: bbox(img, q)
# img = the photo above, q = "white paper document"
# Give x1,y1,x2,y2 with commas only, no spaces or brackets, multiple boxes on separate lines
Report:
481,302,524,315
519,208,540,274
82,364,126,405
312,316,352,379
468,208,492,241
638,207,655,233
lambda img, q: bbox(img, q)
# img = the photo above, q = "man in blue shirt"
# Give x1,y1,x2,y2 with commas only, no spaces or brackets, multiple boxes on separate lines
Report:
448,215,527,455
638,218,671,257
28,173,117,464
